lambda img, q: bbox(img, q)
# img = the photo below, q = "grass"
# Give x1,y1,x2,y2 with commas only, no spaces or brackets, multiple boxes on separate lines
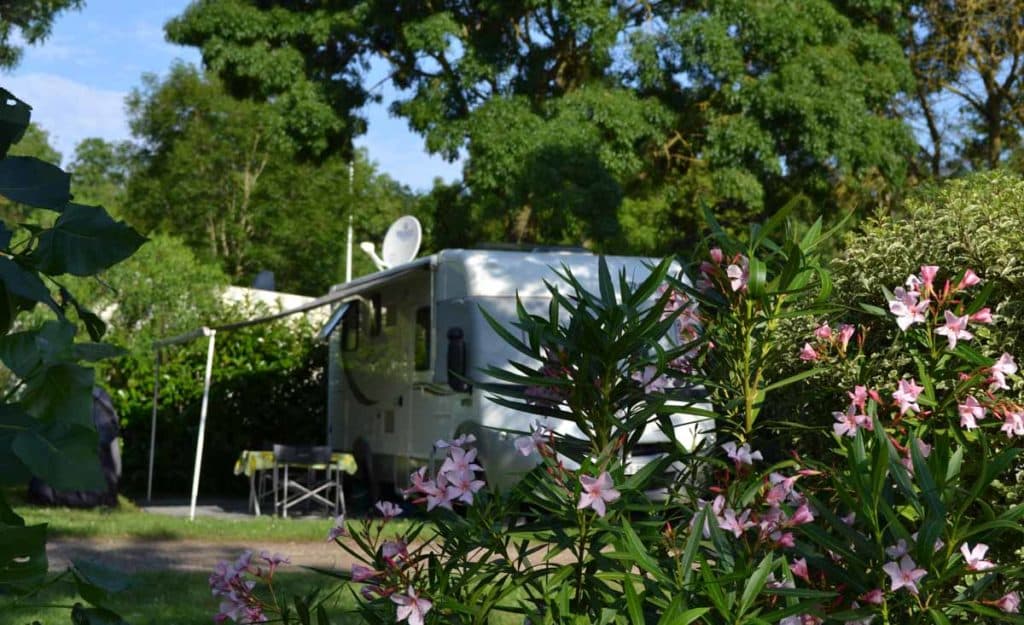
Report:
0,571,362,625
12,496,418,543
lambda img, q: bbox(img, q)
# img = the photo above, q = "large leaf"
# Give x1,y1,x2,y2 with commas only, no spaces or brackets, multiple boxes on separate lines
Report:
0,403,34,486
72,559,132,608
0,256,59,314
0,155,70,209
12,420,105,492
20,361,95,426
31,203,147,276
0,522,47,587
0,88,31,158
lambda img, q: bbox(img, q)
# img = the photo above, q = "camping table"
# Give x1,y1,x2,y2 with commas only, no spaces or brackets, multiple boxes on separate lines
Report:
234,450,357,516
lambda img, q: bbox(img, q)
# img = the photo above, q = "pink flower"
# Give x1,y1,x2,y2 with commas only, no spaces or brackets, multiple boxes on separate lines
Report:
885,539,909,559
848,385,869,411
860,588,884,605
990,353,1017,391
439,446,482,481
445,472,486,504
935,310,973,349
920,265,939,291
722,441,763,465
888,287,929,331
960,543,995,571
327,514,348,542
375,501,403,519
381,540,408,566
958,396,986,430
790,558,810,582
799,343,819,361
578,472,621,517
957,269,981,290
709,247,724,264
833,406,870,438
515,422,550,456
351,564,377,582
883,555,927,595
814,323,832,340
717,507,755,537
727,256,749,292
392,587,432,625
892,378,925,415
970,307,993,324
780,616,823,625
424,474,454,511
434,433,476,449
994,592,1021,614
838,324,856,352
772,531,795,548
788,503,815,526
1001,410,1024,437
900,440,932,474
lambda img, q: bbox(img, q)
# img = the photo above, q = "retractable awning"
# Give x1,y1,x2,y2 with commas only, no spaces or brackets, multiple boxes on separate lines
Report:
147,256,435,520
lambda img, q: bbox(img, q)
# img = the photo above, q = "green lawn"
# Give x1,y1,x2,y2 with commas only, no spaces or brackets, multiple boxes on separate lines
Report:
13,497,417,543
0,571,361,625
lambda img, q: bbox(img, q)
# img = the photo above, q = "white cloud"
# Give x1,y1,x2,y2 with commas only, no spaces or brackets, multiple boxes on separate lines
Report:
2,73,128,164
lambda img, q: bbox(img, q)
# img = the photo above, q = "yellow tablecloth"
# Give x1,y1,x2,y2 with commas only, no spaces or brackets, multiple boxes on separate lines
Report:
233,450,358,477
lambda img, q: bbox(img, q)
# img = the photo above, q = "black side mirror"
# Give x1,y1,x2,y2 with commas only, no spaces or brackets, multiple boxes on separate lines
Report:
446,327,471,392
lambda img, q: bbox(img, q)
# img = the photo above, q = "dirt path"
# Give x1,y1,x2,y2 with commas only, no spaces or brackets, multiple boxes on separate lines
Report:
47,537,360,574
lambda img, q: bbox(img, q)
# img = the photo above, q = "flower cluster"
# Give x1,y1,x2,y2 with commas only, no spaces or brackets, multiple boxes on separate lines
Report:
799,321,858,362
403,434,485,510
885,265,990,348
209,550,289,624
696,247,749,294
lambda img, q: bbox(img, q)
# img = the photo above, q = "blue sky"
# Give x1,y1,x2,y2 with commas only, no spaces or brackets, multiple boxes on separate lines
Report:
0,0,461,192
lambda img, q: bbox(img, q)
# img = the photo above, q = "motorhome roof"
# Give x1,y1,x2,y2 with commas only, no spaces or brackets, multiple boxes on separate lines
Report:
326,248,662,301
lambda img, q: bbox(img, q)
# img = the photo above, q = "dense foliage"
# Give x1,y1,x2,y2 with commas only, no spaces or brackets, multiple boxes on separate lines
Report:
0,86,146,624
123,63,421,294
166,0,915,251
220,209,1024,624
0,0,83,67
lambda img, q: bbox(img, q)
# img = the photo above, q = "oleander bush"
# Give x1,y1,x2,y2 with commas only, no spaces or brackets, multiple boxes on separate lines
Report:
207,201,1023,625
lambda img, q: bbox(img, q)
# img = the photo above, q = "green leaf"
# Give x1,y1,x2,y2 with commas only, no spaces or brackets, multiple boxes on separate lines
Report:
0,88,32,158
12,421,105,492
0,403,34,486
739,554,774,617
20,361,95,426
927,607,952,625
619,518,670,585
31,203,148,276
71,604,130,625
0,522,47,587
761,367,826,393
623,572,644,625
0,491,25,526
0,155,70,209
748,255,768,298
0,256,59,314
73,342,126,362
658,606,709,625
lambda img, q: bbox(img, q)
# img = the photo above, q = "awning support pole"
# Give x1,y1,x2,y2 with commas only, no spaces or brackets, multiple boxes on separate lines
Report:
188,328,217,521
146,349,161,502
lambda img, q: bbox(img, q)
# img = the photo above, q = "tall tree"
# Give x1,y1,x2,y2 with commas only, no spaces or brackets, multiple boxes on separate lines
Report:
168,0,914,251
0,0,83,67
124,63,418,294
67,137,133,213
903,1,1024,175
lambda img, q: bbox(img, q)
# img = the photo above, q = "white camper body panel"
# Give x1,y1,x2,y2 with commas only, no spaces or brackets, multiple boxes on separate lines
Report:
327,249,709,490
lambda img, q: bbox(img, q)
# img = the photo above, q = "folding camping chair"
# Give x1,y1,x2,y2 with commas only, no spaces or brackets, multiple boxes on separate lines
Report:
272,444,344,517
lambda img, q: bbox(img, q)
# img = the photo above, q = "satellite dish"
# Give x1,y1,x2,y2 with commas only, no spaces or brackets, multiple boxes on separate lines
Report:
380,216,422,268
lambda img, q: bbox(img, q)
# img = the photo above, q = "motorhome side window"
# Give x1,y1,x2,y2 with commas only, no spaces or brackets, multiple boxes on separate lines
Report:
415,306,430,371
370,293,383,337
342,303,360,351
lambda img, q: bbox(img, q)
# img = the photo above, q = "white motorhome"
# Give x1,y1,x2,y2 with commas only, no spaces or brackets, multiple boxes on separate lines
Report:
322,248,711,493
